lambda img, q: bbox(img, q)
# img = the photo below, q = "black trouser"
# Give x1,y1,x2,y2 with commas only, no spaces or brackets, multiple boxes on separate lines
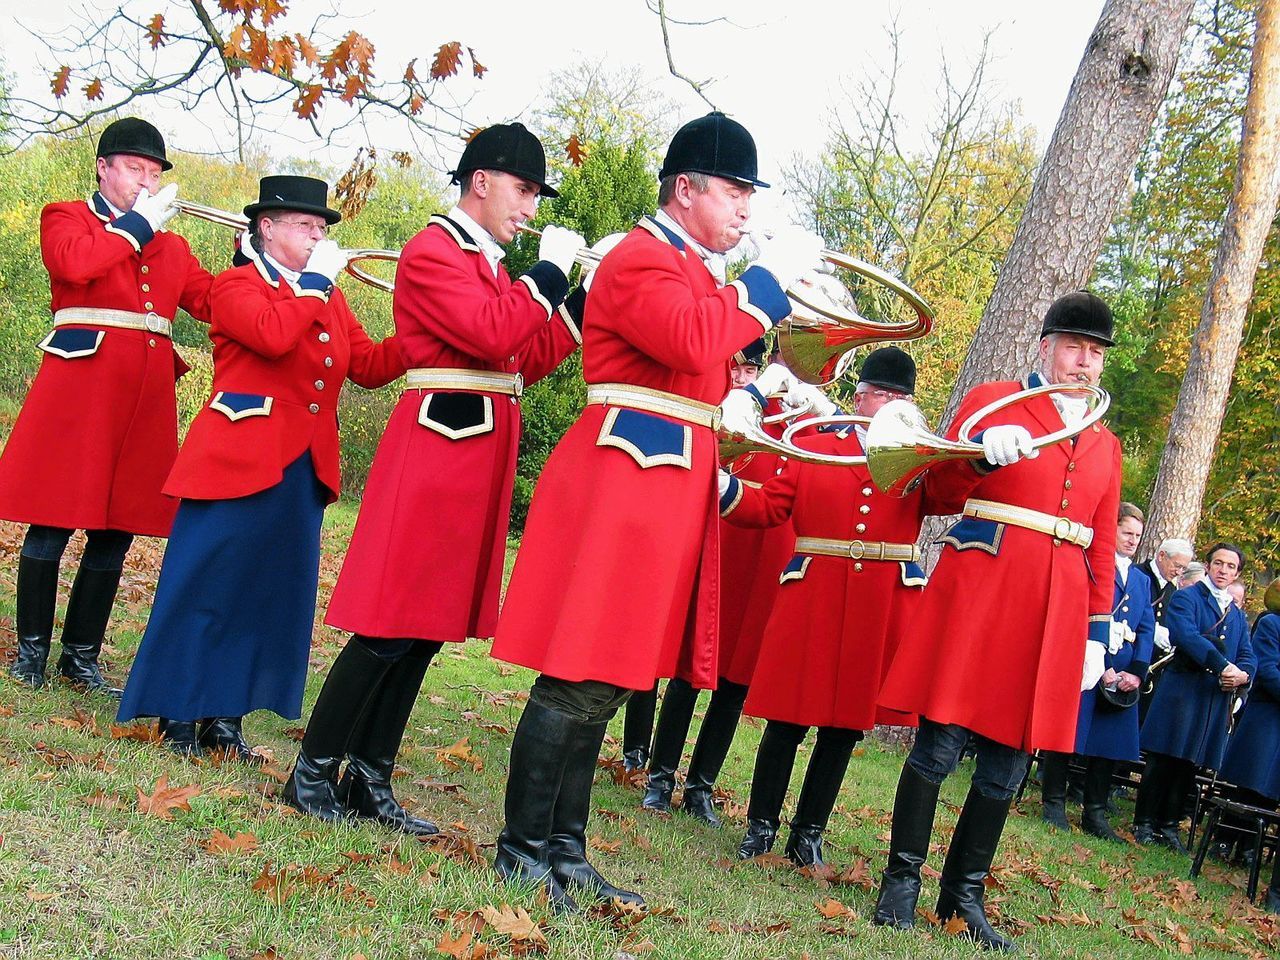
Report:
22,525,133,568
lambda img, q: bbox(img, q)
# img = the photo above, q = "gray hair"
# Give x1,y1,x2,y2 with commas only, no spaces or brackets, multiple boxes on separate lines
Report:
658,171,711,207
1158,538,1194,559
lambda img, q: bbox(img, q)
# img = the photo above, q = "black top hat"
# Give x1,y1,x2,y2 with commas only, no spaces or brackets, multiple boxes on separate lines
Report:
733,338,768,367
858,346,916,395
243,175,342,225
97,118,171,172
1040,290,1114,346
449,123,558,198
660,112,769,188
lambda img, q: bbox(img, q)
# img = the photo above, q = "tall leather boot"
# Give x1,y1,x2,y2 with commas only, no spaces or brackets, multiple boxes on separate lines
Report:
622,684,657,772
1266,852,1280,914
197,717,261,762
872,763,942,929
642,678,697,812
337,642,439,836
737,720,803,859
494,699,579,914
1081,758,1122,842
1132,754,1169,845
284,639,393,822
548,720,645,907
785,727,857,868
158,718,203,757
1155,760,1192,854
679,679,748,827
9,555,59,688
1039,752,1071,831
936,787,1017,952
56,565,124,697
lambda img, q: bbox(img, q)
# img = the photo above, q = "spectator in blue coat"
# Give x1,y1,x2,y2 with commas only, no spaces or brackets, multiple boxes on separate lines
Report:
1133,543,1254,853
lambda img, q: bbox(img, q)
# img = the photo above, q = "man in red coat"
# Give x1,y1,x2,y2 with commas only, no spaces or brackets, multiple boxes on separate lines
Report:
719,347,933,869
871,292,1121,951
490,111,825,912
0,118,212,696
284,124,585,835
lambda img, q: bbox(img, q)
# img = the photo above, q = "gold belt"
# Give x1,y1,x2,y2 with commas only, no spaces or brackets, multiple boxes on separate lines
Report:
405,367,523,397
963,498,1094,548
794,536,921,563
586,383,722,430
53,307,172,338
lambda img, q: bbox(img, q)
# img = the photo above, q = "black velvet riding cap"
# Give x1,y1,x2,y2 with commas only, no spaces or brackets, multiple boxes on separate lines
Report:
660,111,769,188
858,346,916,395
97,118,171,172
1040,290,1115,346
449,122,559,198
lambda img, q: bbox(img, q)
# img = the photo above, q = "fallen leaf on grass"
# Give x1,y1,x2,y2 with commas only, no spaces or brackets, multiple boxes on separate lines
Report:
250,950,281,960
943,915,969,935
82,789,123,810
434,736,484,772
202,829,259,855
480,903,547,946
110,721,162,743
283,727,306,741
589,836,622,854
49,705,101,736
136,773,200,820
815,898,854,919
0,705,14,718
251,862,297,905
26,888,55,902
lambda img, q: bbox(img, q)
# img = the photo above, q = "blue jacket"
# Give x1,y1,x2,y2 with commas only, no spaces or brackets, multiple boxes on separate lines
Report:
1140,582,1254,768
1220,612,1280,798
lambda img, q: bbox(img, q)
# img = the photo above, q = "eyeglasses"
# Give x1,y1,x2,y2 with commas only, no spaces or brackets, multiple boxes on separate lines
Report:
270,218,328,236
855,388,907,402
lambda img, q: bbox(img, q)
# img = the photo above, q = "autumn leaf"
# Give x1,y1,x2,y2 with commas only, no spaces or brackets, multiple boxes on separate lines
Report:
111,721,162,743
79,76,101,99
566,134,587,167
259,0,286,26
431,41,463,79
480,903,547,945
146,14,166,49
202,829,259,855
589,836,622,854
943,915,970,935
295,33,319,67
294,84,324,119
467,46,487,79
403,58,418,83
82,789,123,810
50,66,71,99
251,862,295,905
135,773,200,820
815,898,853,919
434,736,483,772
50,705,101,736
340,74,365,104
435,927,474,958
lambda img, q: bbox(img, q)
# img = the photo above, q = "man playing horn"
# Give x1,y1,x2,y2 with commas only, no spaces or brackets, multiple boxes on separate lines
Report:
0,118,212,698
872,291,1122,951
490,111,824,912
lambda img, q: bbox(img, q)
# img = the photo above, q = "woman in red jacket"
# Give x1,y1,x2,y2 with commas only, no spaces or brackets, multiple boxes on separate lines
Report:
116,176,404,757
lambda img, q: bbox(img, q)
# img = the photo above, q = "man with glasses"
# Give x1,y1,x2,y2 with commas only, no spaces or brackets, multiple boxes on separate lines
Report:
287,124,586,835
0,118,212,698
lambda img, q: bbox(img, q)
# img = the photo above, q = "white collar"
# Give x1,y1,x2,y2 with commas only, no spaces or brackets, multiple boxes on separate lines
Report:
1115,555,1132,583
1204,580,1233,612
447,205,505,277
1149,561,1169,589
262,249,301,283
654,209,727,286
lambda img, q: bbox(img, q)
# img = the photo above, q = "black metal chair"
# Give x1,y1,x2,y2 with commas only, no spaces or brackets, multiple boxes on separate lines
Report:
1189,795,1280,902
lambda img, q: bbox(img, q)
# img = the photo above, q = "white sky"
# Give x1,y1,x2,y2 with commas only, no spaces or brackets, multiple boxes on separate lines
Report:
4,0,1106,221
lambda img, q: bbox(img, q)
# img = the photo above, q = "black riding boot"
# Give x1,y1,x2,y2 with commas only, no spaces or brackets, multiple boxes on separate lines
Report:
1132,753,1169,844
680,679,748,827
785,726,858,868
737,720,803,859
548,720,645,906
1039,751,1071,831
936,787,1017,952
56,565,124,697
198,717,261,762
9,555,59,688
337,642,439,836
622,684,657,772
494,699,579,914
873,763,942,928
158,718,203,757
284,639,393,822
1267,853,1280,914
1154,759,1193,854
1081,758,1122,842
642,678,697,812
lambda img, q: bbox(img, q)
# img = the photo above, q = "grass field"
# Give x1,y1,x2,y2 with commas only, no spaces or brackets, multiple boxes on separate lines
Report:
1,505,1278,960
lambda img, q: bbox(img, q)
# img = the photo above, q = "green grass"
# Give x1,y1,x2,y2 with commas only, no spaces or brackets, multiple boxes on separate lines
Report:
1,509,1278,960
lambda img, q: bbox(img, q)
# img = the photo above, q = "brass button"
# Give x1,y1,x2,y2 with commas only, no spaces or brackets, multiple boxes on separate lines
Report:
1053,538,1062,547
314,379,325,390
144,301,154,310
308,403,319,414
140,264,150,274
855,523,866,533
324,357,334,368
1061,498,1069,509
148,338,156,347
1093,424,1100,432
1068,462,1076,472
862,487,873,496
854,562,863,572
141,283,150,292
859,505,871,515
1122,606,1129,612
1064,480,1072,490
318,332,331,343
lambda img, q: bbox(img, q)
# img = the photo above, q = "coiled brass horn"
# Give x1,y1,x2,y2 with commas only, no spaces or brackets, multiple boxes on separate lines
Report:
173,199,398,293
865,383,1111,497
718,405,870,470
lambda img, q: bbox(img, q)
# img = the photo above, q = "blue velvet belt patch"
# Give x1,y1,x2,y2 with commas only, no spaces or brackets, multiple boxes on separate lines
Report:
596,407,693,469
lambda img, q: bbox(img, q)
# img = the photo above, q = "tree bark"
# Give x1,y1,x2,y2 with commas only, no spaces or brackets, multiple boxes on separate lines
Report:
918,0,1194,567
1141,0,1280,555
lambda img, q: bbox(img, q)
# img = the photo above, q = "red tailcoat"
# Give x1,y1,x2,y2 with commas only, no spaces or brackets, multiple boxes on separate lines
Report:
325,216,579,642
715,403,795,687
723,429,931,730
164,253,404,501
491,217,791,690
0,194,213,536
877,378,1121,753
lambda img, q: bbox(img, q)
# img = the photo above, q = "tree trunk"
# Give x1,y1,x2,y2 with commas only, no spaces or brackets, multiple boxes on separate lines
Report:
918,0,1194,567
1141,0,1280,555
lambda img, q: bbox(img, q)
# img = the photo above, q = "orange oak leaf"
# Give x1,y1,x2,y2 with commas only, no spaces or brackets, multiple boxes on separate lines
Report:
202,829,259,855
295,33,319,67
146,14,166,49
435,927,474,958
403,58,418,83
135,773,200,820
251,862,296,904
480,903,546,945
942,915,970,935
83,78,104,101
565,134,587,167
815,898,852,919
82,789,123,810
50,66,71,99
431,41,463,79
467,47,487,79
294,84,324,120
434,736,483,771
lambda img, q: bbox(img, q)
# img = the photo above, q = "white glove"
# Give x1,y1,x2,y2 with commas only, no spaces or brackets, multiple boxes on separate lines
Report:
751,225,825,291
751,362,796,401
1081,640,1107,692
719,388,763,439
132,183,180,232
537,224,585,277
580,232,625,292
783,380,837,419
717,469,732,498
980,424,1037,467
1108,620,1135,655
303,238,348,283
1153,623,1172,653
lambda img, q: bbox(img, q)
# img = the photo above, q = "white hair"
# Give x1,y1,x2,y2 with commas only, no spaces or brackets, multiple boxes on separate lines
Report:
1159,538,1194,559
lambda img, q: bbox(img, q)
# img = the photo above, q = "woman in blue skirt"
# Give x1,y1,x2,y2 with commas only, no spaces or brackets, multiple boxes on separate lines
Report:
117,175,404,756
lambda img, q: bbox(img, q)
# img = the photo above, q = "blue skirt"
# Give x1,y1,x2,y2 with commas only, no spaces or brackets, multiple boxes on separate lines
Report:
117,453,327,723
